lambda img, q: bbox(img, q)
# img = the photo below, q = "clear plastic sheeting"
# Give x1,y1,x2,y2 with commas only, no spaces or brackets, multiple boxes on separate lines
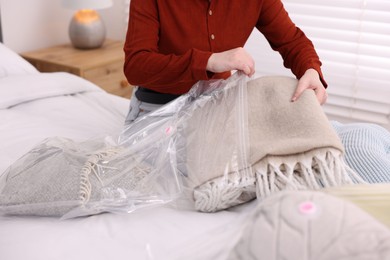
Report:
0,73,253,218
121,72,254,212
0,134,182,219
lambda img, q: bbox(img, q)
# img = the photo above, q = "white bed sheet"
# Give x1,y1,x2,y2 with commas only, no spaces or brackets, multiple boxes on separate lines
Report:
0,71,254,260
0,202,252,260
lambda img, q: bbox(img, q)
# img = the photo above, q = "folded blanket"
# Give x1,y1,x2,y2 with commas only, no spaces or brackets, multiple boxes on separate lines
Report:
180,75,361,212
0,136,177,218
248,76,360,196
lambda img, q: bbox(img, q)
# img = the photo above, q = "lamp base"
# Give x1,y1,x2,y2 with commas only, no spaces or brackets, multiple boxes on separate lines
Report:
69,10,106,49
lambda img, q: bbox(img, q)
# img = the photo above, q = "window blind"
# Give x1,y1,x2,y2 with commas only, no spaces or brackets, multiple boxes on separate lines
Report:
246,0,390,130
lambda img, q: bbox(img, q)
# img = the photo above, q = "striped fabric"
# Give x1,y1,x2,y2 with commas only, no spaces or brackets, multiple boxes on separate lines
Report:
331,121,390,183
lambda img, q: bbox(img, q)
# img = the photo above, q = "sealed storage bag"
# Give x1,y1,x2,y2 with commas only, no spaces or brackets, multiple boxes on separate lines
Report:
0,132,182,218
120,72,254,212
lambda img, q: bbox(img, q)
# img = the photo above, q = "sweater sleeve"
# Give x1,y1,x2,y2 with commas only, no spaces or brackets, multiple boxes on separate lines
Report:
123,0,213,93
256,0,327,87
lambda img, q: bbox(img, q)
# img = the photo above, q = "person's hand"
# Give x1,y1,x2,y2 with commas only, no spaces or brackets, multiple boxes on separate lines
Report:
291,68,327,105
206,47,255,77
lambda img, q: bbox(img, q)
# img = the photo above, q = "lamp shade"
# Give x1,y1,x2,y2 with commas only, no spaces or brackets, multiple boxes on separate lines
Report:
62,0,113,10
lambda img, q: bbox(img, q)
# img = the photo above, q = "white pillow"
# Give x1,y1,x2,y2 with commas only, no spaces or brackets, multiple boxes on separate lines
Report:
0,43,39,77
0,72,102,109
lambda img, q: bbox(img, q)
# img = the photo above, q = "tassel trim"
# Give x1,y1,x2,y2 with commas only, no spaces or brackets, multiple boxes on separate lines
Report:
255,147,365,199
193,148,364,213
79,147,123,204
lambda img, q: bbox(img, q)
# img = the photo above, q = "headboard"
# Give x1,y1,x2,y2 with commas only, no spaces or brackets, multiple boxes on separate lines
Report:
0,5,3,43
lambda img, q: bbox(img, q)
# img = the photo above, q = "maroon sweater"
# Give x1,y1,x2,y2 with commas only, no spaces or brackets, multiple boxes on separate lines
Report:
124,0,326,95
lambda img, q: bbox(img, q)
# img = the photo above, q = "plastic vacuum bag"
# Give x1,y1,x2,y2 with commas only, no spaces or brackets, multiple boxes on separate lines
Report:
0,72,253,218
0,133,183,218
120,71,255,212
167,73,255,212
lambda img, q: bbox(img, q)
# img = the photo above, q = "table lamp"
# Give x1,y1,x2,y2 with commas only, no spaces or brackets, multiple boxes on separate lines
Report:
62,0,113,49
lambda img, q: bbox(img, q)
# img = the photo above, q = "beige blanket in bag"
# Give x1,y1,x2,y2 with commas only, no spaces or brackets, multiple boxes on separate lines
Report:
178,75,360,212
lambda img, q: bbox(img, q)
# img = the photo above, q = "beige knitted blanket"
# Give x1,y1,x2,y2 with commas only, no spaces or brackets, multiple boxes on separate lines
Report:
177,75,361,212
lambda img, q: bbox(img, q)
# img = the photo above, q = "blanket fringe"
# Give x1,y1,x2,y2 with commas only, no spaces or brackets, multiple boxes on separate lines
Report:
194,172,256,213
79,146,155,207
194,148,364,213
80,147,123,204
255,148,365,199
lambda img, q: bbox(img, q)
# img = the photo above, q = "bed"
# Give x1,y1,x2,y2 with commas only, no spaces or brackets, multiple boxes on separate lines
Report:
0,37,236,259
0,16,257,259
1,13,390,260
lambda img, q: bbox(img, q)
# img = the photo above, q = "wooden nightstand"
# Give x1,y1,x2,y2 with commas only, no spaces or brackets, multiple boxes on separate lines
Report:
20,39,133,99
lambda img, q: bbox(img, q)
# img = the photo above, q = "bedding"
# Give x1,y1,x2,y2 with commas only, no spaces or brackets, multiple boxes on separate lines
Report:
227,190,390,260
172,190,390,260
332,121,390,183
0,69,251,260
0,73,170,217
0,43,39,77
0,61,254,260
233,191,390,260
0,72,128,176
0,46,389,260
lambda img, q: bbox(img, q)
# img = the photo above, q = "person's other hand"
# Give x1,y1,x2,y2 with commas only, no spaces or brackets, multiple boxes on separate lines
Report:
291,68,327,105
206,47,255,77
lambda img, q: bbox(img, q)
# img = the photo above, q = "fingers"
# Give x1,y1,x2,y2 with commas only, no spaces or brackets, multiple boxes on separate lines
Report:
315,87,328,105
291,81,306,102
242,64,251,76
240,63,255,77
206,47,255,76
247,62,256,77
239,50,255,76
292,68,327,105
292,82,328,105
227,48,255,76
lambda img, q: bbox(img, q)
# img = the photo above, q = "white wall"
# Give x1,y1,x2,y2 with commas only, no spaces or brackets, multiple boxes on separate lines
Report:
0,0,128,53
244,29,293,79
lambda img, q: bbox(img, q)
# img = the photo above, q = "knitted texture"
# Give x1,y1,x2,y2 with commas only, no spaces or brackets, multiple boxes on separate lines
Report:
0,137,156,217
246,77,360,200
0,138,85,216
